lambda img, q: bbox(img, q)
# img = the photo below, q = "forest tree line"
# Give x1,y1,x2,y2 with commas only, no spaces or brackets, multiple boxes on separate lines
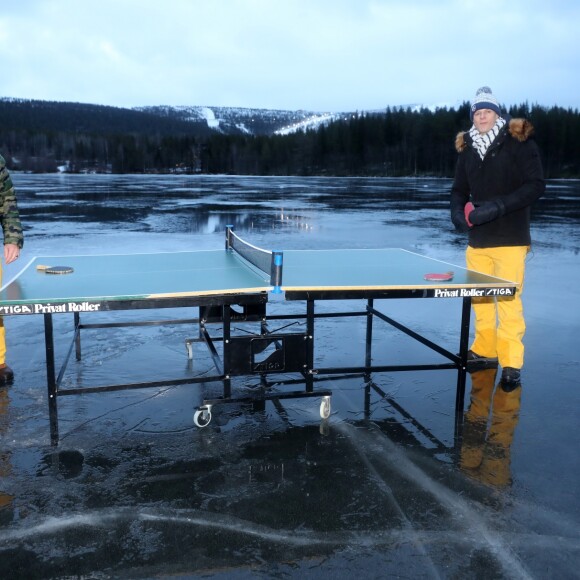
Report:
1,99,579,178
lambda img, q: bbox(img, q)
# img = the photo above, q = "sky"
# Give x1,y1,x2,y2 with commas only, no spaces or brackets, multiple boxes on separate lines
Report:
1,0,579,113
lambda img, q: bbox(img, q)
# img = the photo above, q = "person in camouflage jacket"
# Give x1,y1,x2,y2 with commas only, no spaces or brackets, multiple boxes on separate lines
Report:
0,154,23,384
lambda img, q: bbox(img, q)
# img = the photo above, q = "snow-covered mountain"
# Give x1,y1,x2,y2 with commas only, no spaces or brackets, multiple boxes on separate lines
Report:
135,105,358,136
135,102,460,137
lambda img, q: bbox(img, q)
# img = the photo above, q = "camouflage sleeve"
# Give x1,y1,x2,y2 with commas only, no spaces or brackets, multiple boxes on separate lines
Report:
0,155,24,249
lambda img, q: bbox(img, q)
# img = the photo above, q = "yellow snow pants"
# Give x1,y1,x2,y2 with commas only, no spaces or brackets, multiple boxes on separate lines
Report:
466,245,529,369
0,264,4,365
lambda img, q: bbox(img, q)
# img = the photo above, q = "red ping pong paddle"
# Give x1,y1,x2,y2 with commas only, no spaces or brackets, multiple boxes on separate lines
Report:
464,202,475,227
424,271,454,281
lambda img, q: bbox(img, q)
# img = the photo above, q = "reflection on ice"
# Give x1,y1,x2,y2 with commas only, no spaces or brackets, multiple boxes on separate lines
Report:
460,369,521,488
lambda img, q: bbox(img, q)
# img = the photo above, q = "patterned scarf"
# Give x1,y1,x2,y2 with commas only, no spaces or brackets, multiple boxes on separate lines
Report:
469,117,506,159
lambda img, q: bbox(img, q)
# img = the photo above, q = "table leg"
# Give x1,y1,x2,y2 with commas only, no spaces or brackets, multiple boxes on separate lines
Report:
74,312,81,361
365,298,374,370
306,299,314,392
44,313,59,445
223,304,232,399
454,297,471,444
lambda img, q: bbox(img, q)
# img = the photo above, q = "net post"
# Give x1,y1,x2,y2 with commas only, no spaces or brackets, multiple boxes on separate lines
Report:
270,251,283,294
225,225,234,250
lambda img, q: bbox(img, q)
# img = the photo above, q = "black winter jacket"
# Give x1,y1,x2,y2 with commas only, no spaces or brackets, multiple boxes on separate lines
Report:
450,118,545,248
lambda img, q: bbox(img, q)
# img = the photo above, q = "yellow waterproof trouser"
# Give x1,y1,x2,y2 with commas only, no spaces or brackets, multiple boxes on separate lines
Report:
466,245,529,369
0,318,5,365
0,264,4,365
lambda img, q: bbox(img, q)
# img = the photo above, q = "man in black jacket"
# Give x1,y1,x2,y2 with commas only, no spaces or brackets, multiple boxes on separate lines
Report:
450,87,545,386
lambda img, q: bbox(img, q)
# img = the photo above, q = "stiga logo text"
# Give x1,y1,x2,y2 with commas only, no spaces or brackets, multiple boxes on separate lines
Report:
0,302,102,315
433,288,515,298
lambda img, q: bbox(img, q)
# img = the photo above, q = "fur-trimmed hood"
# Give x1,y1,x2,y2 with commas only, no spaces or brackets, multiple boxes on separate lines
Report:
455,118,535,153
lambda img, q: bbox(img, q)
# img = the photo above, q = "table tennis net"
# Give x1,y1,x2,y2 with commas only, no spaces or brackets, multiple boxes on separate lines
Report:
227,228,283,291
228,230,272,272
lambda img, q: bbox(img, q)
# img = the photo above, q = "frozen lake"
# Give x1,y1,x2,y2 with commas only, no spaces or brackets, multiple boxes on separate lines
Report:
0,174,579,578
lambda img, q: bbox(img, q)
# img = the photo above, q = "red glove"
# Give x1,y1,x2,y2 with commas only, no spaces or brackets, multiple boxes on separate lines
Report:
464,202,474,228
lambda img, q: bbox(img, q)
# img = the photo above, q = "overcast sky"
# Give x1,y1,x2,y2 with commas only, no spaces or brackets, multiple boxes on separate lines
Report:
1,0,578,113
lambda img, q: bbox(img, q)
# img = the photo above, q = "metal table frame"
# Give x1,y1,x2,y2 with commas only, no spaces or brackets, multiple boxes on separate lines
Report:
38,286,473,444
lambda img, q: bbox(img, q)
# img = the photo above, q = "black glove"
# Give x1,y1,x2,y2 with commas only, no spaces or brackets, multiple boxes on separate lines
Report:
469,200,504,226
451,208,470,233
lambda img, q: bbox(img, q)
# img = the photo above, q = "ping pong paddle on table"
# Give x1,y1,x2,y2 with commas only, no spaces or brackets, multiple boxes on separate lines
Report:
424,271,454,281
36,264,74,275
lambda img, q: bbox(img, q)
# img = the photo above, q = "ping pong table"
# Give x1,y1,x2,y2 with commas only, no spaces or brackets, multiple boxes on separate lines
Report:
0,227,517,443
